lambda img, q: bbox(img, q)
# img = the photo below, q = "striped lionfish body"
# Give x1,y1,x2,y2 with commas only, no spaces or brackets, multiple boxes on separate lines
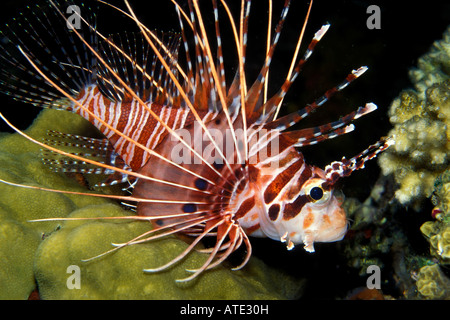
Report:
0,0,393,281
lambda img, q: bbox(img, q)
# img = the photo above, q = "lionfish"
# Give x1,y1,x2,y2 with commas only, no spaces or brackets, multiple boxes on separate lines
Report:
0,0,393,282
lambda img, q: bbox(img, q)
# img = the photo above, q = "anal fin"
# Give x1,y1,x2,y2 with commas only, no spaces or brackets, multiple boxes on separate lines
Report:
41,130,132,187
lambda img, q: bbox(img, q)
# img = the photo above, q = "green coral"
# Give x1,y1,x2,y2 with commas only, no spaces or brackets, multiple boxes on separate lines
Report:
378,26,450,210
35,203,303,299
0,209,41,299
0,109,304,299
344,26,450,299
0,109,104,299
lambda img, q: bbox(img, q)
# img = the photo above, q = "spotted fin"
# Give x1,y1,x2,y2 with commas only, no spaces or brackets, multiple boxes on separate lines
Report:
41,130,132,186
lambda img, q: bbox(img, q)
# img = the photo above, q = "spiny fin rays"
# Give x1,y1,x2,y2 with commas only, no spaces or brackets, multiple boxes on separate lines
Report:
264,66,369,131
122,0,239,178
245,0,293,118
0,111,227,197
46,0,231,182
35,1,235,187
188,0,246,165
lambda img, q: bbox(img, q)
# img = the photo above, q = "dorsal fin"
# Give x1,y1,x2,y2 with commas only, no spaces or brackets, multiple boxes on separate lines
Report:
97,31,183,106
0,1,98,110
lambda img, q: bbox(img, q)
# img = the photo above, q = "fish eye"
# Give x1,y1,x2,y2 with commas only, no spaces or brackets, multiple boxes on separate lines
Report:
303,178,331,204
309,186,324,201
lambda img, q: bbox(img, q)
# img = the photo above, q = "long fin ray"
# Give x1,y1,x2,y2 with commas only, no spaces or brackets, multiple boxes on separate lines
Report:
122,0,239,179
0,111,221,194
10,23,225,190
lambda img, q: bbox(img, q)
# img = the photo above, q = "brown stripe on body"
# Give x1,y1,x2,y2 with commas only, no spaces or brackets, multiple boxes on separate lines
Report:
73,85,211,171
128,108,158,169
81,86,105,124
235,178,247,193
114,100,133,135
264,158,303,204
91,96,200,171
129,103,184,169
101,94,112,130
283,195,310,220
115,102,159,170
124,101,149,169
130,105,196,169
235,196,255,220
104,104,132,151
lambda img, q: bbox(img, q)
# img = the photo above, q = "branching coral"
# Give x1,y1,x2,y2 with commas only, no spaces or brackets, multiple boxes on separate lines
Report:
378,26,450,210
409,26,450,99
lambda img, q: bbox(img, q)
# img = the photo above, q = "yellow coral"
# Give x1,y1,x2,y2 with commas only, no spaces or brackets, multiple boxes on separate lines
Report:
379,26,450,209
421,220,450,263
416,264,450,299
379,81,449,210
387,91,424,124
409,26,450,98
